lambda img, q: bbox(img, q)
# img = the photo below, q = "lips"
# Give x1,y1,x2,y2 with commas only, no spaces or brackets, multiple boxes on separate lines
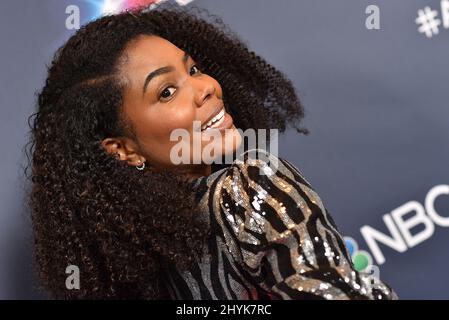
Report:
201,107,226,131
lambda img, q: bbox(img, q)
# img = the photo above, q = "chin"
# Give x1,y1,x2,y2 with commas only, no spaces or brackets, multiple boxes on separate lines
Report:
199,127,242,164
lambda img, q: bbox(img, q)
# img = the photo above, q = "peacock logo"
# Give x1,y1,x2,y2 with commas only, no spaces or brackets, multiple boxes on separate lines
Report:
343,236,374,272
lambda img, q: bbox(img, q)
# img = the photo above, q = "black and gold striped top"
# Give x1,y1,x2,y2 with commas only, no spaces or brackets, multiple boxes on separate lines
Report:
163,150,397,300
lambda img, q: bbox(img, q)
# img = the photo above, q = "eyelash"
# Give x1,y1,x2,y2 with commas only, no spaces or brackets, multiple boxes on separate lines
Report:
159,65,201,101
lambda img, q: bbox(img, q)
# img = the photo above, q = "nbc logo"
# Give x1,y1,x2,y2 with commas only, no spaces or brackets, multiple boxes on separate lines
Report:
342,184,448,282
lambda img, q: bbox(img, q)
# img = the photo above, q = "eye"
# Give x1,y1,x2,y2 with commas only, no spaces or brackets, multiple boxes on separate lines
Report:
190,64,201,76
158,66,201,101
159,86,176,100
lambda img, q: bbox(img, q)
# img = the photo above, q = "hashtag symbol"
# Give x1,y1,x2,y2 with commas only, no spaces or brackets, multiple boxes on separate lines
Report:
415,7,441,38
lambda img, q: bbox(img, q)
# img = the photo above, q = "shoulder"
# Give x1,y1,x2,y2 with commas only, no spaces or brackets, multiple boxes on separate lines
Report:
214,149,315,202
202,149,326,268
193,148,322,228
207,148,325,238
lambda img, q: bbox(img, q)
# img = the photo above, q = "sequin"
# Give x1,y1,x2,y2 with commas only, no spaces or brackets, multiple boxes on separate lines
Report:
164,150,398,300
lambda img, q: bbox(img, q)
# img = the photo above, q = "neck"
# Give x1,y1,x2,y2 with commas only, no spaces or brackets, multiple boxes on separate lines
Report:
174,164,212,182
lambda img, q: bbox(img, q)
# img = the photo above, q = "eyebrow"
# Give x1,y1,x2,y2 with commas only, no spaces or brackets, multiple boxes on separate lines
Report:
142,51,190,94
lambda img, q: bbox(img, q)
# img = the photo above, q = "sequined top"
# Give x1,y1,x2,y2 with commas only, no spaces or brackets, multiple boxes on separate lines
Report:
163,150,397,300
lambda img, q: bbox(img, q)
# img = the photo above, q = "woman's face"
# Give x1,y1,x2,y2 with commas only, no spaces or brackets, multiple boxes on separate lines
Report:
102,35,242,175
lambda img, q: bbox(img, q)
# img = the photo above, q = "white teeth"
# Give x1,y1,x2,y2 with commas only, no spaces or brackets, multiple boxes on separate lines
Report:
201,108,225,130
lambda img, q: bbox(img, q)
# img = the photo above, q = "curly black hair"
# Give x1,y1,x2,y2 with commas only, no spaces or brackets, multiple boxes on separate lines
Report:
25,3,308,299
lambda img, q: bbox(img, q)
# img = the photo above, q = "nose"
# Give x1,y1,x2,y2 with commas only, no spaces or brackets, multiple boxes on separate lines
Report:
194,79,216,107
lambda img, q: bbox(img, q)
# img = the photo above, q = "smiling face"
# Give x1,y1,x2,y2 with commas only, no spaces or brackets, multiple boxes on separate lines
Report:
101,35,242,177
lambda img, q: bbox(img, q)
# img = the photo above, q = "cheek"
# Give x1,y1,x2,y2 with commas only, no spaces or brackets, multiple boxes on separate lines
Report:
157,107,197,135
136,104,197,152
140,103,196,134
131,107,197,166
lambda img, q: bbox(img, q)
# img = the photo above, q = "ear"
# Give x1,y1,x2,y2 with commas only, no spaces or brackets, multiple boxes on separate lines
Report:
101,137,146,167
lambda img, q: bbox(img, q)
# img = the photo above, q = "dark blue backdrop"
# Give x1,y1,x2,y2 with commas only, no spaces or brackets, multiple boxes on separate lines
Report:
0,0,447,299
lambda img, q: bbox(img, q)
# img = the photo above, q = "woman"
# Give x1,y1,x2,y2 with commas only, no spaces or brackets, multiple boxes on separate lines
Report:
27,5,397,299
